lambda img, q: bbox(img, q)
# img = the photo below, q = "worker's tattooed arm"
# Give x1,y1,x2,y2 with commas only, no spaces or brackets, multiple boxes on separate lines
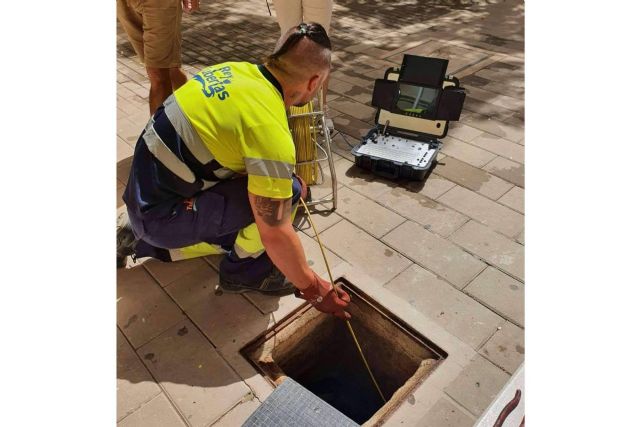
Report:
253,196,292,227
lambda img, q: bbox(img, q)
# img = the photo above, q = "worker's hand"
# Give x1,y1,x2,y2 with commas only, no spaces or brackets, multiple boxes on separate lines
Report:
293,174,308,202
295,274,351,319
182,0,200,13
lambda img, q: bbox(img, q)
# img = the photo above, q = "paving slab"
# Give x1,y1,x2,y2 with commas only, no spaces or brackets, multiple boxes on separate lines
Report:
117,182,125,208
330,129,361,160
117,157,133,185
417,396,477,427
216,348,275,404
377,186,468,238
498,185,524,214
144,258,211,288
118,393,186,427
461,97,515,123
382,221,486,289
118,116,145,146
450,221,524,282
402,173,457,200
212,399,261,426
384,264,503,349
461,73,524,100
296,229,346,278
184,291,271,351
137,320,251,427
332,114,373,140
435,156,513,200
446,122,486,142
440,137,498,168
480,321,524,375
296,211,344,238
117,329,162,421
117,267,184,349
333,157,398,200
336,186,406,238
303,157,346,200
330,96,376,122
475,66,524,85
328,77,372,104
319,219,412,284
444,355,511,417
242,292,305,323
387,41,490,74
465,266,524,326
438,185,523,238
461,113,524,144
469,133,525,164
118,137,134,162
163,261,219,311
483,155,525,188
464,85,523,113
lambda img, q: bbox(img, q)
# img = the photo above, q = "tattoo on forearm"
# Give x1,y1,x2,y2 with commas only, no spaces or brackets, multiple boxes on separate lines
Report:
254,196,292,226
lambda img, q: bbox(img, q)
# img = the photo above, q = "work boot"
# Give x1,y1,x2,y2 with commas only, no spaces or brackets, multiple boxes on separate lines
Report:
219,266,296,296
117,207,137,269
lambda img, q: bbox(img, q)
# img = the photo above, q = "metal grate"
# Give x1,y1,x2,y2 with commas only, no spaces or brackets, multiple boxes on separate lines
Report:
242,378,360,427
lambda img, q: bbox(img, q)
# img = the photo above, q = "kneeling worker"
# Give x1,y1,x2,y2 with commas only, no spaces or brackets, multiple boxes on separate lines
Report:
117,23,350,319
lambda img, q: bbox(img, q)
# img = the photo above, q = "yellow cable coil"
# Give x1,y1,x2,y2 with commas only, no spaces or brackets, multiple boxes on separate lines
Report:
288,101,319,185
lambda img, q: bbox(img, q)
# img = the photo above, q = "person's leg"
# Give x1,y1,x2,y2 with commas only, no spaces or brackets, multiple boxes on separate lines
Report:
301,0,333,34
146,67,173,115
131,176,254,259
218,176,304,290
302,0,334,127
169,67,188,91
271,0,303,35
140,0,184,114
116,0,146,63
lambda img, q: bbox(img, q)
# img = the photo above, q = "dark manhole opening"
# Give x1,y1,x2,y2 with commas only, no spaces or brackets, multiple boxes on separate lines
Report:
241,278,448,425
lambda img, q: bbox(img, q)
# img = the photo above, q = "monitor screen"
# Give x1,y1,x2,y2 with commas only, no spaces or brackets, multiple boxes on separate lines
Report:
400,55,448,87
396,83,440,117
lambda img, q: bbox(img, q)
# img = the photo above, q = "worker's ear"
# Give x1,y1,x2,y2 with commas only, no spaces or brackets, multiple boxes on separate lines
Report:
307,73,322,93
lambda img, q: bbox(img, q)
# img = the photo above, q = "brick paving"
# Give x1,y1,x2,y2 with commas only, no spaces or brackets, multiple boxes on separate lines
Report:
116,0,524,425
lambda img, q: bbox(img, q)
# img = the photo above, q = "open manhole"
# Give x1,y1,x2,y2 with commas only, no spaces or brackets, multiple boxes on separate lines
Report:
241,278,448,425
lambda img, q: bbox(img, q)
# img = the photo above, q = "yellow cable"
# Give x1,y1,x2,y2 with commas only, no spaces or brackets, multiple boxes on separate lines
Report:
289,102,319,185
299,198,387,404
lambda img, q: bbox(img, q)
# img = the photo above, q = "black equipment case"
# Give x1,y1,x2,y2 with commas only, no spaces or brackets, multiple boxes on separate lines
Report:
351,55,466,181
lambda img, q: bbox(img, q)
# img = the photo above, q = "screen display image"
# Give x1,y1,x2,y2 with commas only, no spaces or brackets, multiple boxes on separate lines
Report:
396,83,439,117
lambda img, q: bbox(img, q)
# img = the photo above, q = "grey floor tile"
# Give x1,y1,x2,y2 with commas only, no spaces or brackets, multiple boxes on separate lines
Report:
137,320,250,426
117,329,162,421
444,356,510,416
465,266,524,326
117,267,184,349
480,321,524,374
385,264,503,349
118,394,186,427
320,220,412,284
450,221,524,281
383,221,486,289
378,187,468,237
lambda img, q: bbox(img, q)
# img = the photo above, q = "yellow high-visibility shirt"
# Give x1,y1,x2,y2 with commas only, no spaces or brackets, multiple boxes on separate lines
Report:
174,62,295,199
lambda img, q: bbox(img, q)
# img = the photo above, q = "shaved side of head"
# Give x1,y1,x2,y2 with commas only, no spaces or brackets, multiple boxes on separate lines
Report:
266,22,332,84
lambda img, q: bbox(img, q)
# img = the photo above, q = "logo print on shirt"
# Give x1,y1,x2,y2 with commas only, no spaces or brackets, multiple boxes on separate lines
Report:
194,66,233,100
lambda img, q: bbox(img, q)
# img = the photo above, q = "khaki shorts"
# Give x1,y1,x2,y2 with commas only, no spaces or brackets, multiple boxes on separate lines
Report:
117,0,183,68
